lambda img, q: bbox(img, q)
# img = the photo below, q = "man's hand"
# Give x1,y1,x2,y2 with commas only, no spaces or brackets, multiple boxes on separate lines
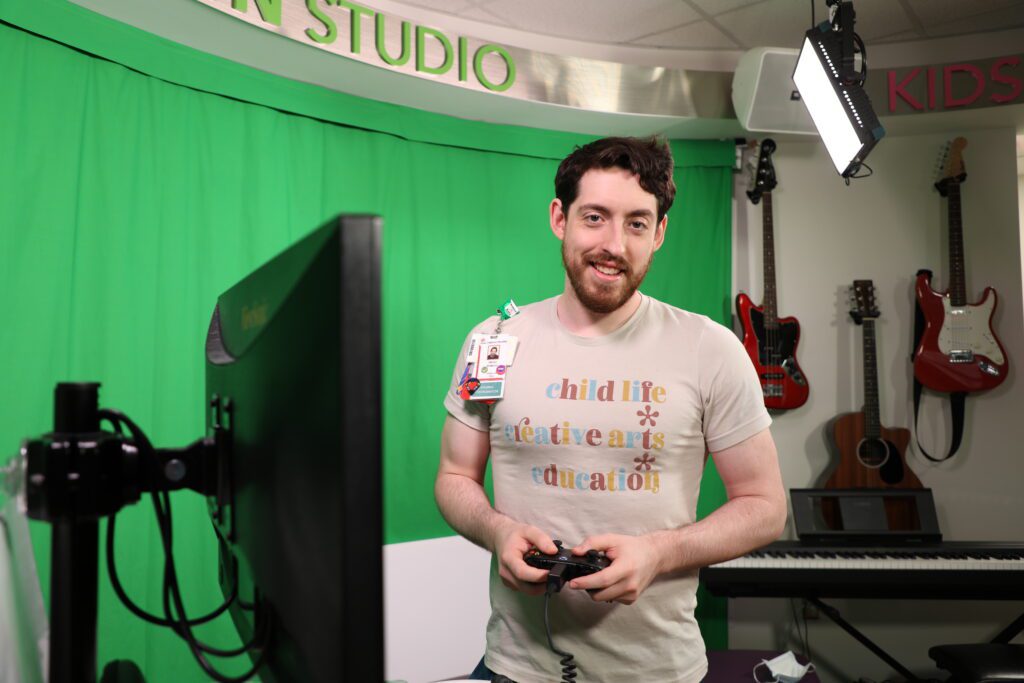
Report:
567,534,662,605
492,521,559,596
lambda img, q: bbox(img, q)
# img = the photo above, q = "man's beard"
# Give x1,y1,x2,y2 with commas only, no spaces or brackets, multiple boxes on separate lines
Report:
562,243,653,314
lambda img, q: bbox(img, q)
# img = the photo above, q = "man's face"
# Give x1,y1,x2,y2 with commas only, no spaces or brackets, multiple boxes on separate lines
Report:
550,168,667,314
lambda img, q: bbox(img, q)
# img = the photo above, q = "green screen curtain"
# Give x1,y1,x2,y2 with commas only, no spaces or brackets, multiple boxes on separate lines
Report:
0,1,736,678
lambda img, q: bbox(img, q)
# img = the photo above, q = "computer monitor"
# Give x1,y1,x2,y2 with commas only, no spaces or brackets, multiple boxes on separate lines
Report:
204,215,383,682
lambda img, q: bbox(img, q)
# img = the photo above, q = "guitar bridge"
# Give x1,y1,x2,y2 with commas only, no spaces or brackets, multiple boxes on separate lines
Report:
949,350,974,364
763,385,784,398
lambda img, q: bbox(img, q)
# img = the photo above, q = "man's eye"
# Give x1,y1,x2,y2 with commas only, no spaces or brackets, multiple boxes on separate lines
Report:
584,214,602,224
630,221,648,231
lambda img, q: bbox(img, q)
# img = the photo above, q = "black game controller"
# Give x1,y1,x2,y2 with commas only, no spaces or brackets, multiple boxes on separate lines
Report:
524,540,610,592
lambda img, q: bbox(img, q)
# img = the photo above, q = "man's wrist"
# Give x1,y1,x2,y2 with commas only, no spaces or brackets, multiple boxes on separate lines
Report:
646,527,688,575
485,513,514,555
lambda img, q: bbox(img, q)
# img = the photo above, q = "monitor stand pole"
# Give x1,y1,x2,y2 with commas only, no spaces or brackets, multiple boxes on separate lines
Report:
49,518,99,683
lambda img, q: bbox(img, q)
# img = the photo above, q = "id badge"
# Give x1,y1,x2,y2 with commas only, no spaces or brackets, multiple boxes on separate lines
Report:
458,333,519,402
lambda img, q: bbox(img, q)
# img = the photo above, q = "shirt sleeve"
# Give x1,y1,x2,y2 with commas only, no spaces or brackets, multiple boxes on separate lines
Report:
698,320,773,453
442,321,496,433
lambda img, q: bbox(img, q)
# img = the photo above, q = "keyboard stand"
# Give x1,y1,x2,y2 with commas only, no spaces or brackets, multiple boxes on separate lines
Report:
805,600,1024,680
992,609,1024,644
808,598,919,682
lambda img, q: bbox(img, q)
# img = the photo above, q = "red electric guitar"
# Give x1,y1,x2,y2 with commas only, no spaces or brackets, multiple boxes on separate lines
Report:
914,138,1008,393
736,139,809,410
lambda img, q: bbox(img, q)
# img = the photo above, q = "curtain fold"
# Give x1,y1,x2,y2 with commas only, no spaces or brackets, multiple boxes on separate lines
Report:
0,7,735,678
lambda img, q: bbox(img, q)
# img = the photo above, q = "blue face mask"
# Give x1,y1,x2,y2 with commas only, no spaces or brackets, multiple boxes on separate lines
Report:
753,651,815,683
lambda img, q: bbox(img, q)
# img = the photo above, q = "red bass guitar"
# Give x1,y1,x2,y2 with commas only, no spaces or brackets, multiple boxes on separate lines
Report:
736,139,809,410
914,137,1008,393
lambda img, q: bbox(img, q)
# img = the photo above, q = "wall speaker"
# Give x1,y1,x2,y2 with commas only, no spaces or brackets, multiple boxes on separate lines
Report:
732,47,816,135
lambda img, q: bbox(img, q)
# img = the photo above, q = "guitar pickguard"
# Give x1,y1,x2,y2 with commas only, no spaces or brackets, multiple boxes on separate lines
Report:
749,308,805,384
938,295,1005,364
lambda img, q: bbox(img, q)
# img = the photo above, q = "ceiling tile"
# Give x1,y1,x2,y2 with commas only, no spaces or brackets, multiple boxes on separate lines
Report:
389,0,477,15
714,0,918,50
476,0,700,43
457,5,505,23
904,0,1024,28
631,20,738,49
924,4,1024,37
872,30,921,44
688,0,766,17
839,0,916,42
713,0,812,51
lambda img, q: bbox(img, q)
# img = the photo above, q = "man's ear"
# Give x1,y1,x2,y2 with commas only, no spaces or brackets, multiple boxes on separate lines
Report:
653,214,668,252
549,198,567,240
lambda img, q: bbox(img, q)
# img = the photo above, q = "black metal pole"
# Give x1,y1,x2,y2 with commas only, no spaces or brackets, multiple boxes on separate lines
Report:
50,518,99,683
49,383,102,683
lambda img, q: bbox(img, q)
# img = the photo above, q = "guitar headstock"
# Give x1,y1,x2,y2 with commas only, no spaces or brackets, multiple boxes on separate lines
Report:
849,280,880,325
934,137,967,196
746,138,777,205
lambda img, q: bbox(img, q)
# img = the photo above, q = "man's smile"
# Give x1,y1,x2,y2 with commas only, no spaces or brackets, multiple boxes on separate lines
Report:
590,261,625,281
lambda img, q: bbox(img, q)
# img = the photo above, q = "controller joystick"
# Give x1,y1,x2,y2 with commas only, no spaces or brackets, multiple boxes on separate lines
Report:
524,540,610,592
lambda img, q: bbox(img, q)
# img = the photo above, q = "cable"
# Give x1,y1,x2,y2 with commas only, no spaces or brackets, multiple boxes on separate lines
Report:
105,512,237,628
543,590,578,683
98,409,272,682
150,452,271,680
844,161,874,185
101,410,239,626
853,32,868,85
153,476,271,680
157,490,266,658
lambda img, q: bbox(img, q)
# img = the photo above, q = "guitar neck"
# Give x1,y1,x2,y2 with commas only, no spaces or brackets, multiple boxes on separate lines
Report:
947,183,967,306
862,319,881,438
762,193,778,326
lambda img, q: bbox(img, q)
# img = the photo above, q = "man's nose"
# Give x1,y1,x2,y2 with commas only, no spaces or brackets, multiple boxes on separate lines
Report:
598,222,627,257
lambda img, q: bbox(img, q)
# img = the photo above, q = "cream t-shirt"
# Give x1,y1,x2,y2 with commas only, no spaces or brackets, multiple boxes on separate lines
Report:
444,294,771,683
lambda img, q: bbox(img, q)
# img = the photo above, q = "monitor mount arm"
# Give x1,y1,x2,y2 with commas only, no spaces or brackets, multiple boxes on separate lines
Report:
14,382,233,683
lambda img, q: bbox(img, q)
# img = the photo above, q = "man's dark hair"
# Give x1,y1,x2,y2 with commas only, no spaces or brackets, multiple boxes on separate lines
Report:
554,136,676,222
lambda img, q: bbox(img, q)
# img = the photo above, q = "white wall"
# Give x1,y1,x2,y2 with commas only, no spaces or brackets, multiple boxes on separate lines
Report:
1019,134,1024,319
384,536,491,683
729,127,1024,681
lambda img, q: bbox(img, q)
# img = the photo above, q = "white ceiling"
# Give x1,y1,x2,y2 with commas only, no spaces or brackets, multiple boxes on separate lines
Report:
393,0,1024,51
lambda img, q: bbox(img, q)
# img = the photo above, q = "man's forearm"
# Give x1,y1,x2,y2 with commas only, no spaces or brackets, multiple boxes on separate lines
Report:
648,493,786,575
434,472,513,553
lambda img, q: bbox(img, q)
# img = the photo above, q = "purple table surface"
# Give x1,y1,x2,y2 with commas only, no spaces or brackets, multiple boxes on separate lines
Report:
705,649,819,682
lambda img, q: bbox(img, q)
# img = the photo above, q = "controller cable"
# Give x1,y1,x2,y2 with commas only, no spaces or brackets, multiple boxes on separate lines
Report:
543,565,578,683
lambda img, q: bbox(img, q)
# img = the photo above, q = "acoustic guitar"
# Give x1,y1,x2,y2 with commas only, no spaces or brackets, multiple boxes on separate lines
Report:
826,280,921,492
736,139,809,410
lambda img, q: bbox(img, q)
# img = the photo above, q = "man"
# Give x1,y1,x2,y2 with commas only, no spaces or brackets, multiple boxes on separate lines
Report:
435,136,786,682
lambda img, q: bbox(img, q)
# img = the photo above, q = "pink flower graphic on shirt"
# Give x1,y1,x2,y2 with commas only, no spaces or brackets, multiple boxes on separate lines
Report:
636,405,659,426
634,453,656,471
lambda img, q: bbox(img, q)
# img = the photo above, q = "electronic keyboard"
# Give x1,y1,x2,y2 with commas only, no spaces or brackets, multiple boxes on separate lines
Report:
702,541,1024,600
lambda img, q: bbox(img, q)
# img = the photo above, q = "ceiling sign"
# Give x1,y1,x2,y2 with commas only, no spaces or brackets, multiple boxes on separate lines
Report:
869,53,1023,115
194,0,732,118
